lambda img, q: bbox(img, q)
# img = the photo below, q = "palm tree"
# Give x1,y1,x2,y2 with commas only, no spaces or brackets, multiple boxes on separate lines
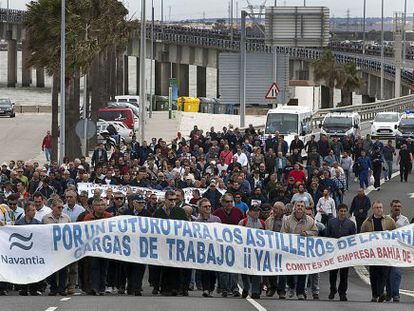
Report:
338,63,363,106
25,0,130,160
312,49,344,108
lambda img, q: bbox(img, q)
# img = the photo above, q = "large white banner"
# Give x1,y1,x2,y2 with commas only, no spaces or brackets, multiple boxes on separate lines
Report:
77,182,225,203
1,217,414,284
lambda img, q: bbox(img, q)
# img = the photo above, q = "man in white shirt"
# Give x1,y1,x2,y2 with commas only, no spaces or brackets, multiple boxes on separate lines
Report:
234,148,248,168
386,199,409,302
316,189,336,226
33,192,52,222
63,189,85,222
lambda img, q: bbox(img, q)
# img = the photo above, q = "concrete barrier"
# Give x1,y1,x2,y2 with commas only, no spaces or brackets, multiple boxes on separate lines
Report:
15,105,52,113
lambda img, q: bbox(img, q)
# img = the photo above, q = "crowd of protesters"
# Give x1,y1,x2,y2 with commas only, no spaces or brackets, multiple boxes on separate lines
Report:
0,125,413,302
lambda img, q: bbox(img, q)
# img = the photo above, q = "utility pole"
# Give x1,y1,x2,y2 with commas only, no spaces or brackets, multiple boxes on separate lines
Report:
161,0,164,33
346,9,350,33
149,0,154,118
240,10,246,128
380,0,384,100
402,0,407,65
59,0,66,163
230,0,234,44
82,24,89,156
362,0,366,55
139,0,146,144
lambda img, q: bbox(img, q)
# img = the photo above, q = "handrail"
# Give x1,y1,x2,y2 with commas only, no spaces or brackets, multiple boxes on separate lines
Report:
311,94,414,127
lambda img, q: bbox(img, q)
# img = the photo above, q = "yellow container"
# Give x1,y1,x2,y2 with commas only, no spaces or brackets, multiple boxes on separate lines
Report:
178,97,200,112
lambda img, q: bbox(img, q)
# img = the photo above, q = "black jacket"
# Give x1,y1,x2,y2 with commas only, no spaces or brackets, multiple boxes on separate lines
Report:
327,217,356,238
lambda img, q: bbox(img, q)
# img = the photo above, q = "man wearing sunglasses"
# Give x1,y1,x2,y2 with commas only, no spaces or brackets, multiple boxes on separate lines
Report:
6,193,24,223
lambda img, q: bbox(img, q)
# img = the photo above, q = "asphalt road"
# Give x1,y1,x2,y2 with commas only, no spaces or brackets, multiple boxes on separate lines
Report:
0,270,412,311
0,113,50,164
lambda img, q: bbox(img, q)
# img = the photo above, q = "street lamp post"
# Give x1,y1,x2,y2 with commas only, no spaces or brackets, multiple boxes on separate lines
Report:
380,0,384,100
362,0,366,55
139,0,146,144
149,0,154,119
59,0,66,163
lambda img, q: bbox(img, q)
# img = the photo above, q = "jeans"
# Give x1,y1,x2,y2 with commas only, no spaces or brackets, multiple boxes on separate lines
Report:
384,160,393,180
241,275,261,295
344,169,350,190
329,268,349,296
369,266,390,298
48,267,67,293
44,148,51,162
295,275,307,296
90,258,108,293
306,273,319,295
359,170,369,188
400,162,411,182
201,270,216,292
386,267,401,299
218,272,238,294
67,263,78,291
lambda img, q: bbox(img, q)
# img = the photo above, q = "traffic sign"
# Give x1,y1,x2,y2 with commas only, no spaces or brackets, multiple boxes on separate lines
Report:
75,119,96,140
265,82,280,99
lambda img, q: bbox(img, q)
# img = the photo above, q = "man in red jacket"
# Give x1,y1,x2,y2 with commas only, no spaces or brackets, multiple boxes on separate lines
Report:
213,194,244,297
41,130,52,162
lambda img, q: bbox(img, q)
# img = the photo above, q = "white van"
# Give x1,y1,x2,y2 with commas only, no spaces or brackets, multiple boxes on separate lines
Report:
265,106,313,147
320,111,361,138
370,112,401,138
115,95,140,106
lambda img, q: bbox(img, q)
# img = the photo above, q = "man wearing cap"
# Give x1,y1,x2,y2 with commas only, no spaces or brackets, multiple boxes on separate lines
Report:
239,205,265,299
202,180,222,211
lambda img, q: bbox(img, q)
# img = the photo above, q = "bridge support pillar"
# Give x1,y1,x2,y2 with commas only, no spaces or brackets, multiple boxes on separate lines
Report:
7,33,17,88
115,54,124,95
36,68,45,88
155,61,171,96
384,79,394,100
173,63,189,96
196,66,207,98
123,55,129,95
21,39,31,87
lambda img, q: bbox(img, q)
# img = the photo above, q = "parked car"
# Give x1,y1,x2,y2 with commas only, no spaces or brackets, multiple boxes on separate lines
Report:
0,98,15,118
97,107,139,131
97,119,134,144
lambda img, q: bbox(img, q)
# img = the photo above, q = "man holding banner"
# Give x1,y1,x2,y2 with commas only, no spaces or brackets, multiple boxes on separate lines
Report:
281,200,318,300
327,203,356,301
361,201,396,302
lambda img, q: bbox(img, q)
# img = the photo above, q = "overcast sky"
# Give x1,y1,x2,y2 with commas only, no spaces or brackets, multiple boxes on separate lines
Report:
2,0,413,21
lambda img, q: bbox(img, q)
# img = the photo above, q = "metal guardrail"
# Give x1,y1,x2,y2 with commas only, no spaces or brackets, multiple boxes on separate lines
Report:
311,94,414,127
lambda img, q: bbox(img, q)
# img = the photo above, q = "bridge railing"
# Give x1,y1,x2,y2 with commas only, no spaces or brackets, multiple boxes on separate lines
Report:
311,94,414,127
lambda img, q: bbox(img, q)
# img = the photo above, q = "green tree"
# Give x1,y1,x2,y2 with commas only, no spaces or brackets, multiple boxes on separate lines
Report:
338,63,363,106
312,49,344,108
25,0,130,160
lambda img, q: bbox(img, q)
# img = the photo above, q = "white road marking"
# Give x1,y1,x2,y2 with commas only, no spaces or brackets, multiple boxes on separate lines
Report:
237,285,267,311
45,307,58,311
60,297,71,301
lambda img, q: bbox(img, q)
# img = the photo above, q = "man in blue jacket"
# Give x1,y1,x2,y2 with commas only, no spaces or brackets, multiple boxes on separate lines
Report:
356,150,372,189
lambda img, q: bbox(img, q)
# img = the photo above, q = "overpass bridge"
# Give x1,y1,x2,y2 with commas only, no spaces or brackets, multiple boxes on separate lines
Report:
1,8,413,101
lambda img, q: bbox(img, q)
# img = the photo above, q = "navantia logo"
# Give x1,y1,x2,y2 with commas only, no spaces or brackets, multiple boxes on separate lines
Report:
9,233,33,250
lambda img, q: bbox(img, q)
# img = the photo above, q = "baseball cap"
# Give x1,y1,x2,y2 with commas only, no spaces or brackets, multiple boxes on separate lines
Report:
249,205,260,212
128,194,145,203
